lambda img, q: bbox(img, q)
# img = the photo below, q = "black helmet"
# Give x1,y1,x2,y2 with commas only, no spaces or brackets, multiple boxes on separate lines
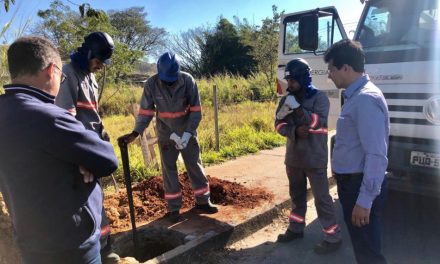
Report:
84,32,114,65
157,52,180,82
284,58,310,80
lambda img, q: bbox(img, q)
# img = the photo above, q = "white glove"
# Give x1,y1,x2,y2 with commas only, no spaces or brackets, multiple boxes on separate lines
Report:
170,132,184,149
276,95,300,120
179,132,192,150
284,95,300,109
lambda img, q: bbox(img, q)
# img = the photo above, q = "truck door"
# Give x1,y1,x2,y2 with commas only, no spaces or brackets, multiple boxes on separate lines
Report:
277,7,347,129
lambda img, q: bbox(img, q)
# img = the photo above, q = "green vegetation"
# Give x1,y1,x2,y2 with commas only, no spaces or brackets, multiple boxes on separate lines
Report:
98,72,277,117
1,2,287,187
104,100,285,184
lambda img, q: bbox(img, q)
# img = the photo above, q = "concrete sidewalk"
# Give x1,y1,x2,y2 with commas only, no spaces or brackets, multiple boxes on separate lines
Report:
115,131,336,264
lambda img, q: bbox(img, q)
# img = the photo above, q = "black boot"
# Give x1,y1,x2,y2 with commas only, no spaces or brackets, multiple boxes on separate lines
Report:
194,202,218,214
276,229,304,243
166,211,185,223
101,236,120,264
314,240,342,254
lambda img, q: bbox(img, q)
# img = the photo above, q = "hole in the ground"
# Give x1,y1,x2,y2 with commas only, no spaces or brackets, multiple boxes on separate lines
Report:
113,226,186,262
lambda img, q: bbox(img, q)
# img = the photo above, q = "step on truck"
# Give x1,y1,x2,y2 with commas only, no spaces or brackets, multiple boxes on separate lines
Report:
277,0,440,195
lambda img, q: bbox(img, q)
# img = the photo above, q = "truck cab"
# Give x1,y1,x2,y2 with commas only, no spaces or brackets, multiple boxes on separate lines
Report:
278,0,440,195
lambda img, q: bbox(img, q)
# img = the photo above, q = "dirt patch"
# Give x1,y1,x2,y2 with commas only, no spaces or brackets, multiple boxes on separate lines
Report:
104,173,273,233
0,173,273,262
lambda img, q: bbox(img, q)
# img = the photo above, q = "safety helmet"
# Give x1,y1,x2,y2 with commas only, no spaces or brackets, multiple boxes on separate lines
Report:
284,58,310,80
84,32,114,65
157,52,180,82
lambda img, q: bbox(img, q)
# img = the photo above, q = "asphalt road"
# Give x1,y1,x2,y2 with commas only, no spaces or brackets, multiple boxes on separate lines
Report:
196,186,440,264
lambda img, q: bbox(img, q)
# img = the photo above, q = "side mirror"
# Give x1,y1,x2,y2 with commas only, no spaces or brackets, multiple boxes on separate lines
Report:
299,14,319,51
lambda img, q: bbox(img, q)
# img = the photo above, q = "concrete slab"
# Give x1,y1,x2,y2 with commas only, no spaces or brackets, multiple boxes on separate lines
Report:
114,131,336,264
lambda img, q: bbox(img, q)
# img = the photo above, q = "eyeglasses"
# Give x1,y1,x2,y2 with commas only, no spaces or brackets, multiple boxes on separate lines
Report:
52,64,67,84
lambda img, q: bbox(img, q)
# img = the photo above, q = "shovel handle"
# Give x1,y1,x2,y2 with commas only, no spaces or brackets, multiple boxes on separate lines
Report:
118,142,139,258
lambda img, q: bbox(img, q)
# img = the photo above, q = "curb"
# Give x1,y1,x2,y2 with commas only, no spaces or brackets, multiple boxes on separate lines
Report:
143,175,336,264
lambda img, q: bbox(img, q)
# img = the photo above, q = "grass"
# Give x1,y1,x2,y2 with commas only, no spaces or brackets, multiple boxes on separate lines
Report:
98,72,277,116
103,101,285,184
1,69,285,186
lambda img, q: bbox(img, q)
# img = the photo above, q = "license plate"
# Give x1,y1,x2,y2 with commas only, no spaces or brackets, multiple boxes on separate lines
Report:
410,151,440,169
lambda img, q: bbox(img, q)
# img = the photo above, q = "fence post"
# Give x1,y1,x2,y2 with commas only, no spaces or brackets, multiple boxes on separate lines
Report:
213,85,220,151
131,104,159,169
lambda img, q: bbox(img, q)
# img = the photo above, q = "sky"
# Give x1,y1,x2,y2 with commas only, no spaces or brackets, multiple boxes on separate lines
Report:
1,0,364,43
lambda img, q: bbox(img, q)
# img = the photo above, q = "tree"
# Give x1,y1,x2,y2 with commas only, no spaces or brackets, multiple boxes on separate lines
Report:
2,0,14,12
107,7,166,80
251,5,284,86
32,1,147,83
201,18,257,77
33,0,115,60
168,27,208,78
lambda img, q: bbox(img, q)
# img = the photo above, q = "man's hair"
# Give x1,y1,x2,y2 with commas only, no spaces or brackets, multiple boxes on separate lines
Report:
7,36,60,79
324,39,365,73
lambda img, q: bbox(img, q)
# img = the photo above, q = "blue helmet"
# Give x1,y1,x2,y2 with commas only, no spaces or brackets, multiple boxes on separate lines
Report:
157,52,180,82
285,58,317,98
84,32,114,65
284,58,310,81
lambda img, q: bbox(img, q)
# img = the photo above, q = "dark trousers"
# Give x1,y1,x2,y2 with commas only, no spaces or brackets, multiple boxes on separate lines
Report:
21,243,101,264
335,173,387,264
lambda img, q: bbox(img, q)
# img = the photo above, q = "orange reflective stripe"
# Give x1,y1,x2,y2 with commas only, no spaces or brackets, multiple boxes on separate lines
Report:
101,224,111,236
164,192,182,200
158,111,188,119
139,108,155,116
310,113,319,129
190,106,202,112
194,185,210,196
323,224,339,234
289,213,305,223
276,122,288,133
77,101,97,110
308,127,328,134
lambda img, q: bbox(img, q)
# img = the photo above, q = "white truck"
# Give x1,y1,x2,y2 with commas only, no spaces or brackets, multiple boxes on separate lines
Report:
277,0,440,195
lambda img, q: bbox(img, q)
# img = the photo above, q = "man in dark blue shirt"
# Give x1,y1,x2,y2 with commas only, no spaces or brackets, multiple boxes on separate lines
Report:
324,39,389,264
0,36,118,264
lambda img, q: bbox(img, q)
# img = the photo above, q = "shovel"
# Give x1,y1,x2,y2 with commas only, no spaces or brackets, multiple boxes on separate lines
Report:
118,141,139,258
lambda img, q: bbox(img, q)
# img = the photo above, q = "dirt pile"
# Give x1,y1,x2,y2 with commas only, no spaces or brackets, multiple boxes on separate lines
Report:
104,173,273,233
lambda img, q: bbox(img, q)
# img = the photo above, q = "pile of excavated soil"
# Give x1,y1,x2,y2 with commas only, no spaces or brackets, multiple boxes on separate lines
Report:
0,173,273,260
104,173,273,233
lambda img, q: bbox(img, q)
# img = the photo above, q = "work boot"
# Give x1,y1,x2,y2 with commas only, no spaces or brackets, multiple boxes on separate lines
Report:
166,211,185,223
276,229,304,243
194,202,218,214
101,236,120,264
314,240,342,254
101,252,120,264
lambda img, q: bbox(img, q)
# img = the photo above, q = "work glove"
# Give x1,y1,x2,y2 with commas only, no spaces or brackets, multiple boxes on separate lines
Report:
170,132,184,149
276,95,300,120
118,131,139,146
179,132,192,150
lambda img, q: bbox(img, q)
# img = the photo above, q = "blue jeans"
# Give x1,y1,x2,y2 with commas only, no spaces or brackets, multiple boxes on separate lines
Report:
335,173,387,264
